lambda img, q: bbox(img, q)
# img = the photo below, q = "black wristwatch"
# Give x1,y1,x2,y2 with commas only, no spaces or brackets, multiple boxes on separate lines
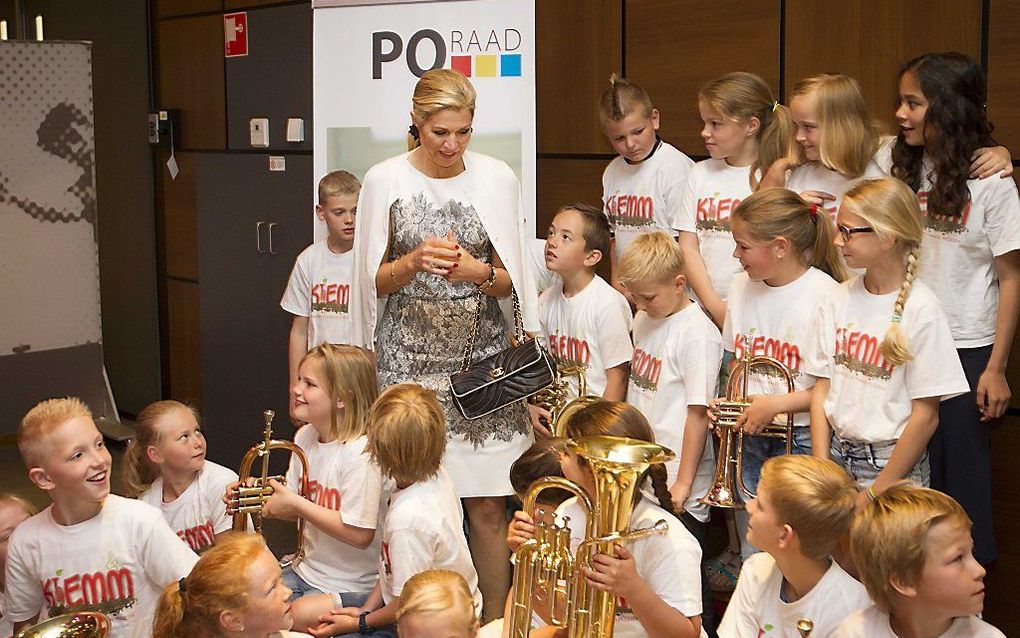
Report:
358,610,374,634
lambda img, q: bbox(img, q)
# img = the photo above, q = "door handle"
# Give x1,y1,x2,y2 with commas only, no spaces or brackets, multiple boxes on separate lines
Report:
256,221,267,253
267,222,279,255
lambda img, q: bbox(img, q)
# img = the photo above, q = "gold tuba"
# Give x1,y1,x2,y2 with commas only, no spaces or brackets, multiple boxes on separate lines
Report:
701,332,795,508
15,612,110,638
529,363,601,437
509,435,674,638
228,409,310,566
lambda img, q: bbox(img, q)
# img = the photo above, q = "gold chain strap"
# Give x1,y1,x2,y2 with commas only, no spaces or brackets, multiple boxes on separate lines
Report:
457,272,524,373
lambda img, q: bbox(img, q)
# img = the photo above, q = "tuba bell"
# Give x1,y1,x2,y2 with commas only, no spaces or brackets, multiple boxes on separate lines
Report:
15,612,110,638
700,332,795,508
509,435,674,638
529,363,601,437
227,409,310,566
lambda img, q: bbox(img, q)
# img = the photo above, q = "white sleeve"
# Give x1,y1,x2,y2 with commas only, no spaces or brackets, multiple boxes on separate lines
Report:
286,429,309,493
716,555,765,638
385,526,437,597
984,177,1020,257
596,295,634,370
903,315,969,401
280,251,311,316
801,296,834,379
337,451,383,530
673,168,698,233
208,465,239,534
640,533,702,617
664,162,692,231
682,331,722,407
2,532,42,623
138,508,199,589
721,281,739,353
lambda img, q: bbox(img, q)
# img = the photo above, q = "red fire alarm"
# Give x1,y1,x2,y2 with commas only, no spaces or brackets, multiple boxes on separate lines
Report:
224,12,248,58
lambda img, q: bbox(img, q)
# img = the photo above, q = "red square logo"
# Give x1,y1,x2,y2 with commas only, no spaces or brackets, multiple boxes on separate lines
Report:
451,55,472,77
224,12,248,58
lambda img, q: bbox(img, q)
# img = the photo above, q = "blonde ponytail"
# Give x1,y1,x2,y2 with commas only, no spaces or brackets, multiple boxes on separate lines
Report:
756,103,795,188
123,400,198,497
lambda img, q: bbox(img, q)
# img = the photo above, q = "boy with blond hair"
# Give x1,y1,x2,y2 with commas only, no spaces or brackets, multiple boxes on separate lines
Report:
539,203,632,403
294,384,480,637
618,231,720,526
281,170,360,388
834,483,1002,638
719,455,870,637
4,398,197,638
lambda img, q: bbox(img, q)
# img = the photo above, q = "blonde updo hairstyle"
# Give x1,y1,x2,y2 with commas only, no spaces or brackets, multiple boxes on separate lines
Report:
840,178,924,367
408,69,477,151
396,569,479,635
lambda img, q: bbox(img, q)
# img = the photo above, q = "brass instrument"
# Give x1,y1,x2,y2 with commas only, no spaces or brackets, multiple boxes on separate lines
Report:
797,618,815,637
15,612,110,638
228,409,310,566
701,332,795,508
509,435,675,638
529,363,600,436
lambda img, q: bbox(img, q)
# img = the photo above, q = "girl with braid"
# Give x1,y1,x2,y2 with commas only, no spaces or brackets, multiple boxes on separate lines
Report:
803,178,968,509
507,401,706,638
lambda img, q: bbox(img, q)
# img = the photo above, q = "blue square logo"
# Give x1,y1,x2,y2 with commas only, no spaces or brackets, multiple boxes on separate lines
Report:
500,54,522,77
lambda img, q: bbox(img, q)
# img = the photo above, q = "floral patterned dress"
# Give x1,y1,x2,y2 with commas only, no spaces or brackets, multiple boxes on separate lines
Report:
375,162,531,497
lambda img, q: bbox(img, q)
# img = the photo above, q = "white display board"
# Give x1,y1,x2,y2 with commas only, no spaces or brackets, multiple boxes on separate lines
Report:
312,0,537,237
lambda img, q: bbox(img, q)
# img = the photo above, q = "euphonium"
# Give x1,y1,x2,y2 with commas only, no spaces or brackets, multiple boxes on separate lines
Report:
509,435,674,638
228,409,310,566
15,612,110,638
529,363,600,436
701,332,795,508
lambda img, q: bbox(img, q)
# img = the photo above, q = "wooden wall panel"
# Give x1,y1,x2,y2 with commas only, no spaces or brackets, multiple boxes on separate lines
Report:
156,15,227,150
536,158,609,277
536,0,622,154
167,279,203,407
987,417,1020,636
225,0,305,9
785,0,982,131
988,0,1020,153
159,152,199,281
626,0,781,157
155,0,222,19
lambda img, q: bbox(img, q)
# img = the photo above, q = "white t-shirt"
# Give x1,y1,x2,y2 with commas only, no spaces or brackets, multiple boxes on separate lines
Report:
913,167,1020,347
539,275,633,398
628,302,721,522
833,605,1005,638
786,155,886,222
556,496,707,638
3,495,198,638
280,239,354,349
723,268,839,427
802,277,969,443
603,140,694,262
286,426,387,594
379,468,481,611
139,460,238,552
719,552,870,638
0,595,10,638
674,158,753,300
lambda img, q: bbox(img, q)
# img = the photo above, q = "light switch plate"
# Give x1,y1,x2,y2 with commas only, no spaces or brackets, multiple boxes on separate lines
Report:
249,118,269,147
286,118,304,143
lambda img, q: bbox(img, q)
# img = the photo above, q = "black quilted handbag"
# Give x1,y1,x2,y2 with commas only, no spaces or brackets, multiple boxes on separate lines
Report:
449,287,555,420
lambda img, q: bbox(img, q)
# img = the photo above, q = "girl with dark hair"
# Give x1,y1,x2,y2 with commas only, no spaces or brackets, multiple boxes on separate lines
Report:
890,51,1020,565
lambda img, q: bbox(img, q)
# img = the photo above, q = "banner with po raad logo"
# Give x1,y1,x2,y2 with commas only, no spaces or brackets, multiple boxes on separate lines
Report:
312,0,537,239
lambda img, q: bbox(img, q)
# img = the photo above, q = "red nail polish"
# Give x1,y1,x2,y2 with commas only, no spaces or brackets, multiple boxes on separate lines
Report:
457,252,462,258
455,244,461,249
452,263,459,268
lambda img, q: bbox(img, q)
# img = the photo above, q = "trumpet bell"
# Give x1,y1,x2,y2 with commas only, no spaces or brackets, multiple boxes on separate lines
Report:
15,613,111,638
568,435,675,467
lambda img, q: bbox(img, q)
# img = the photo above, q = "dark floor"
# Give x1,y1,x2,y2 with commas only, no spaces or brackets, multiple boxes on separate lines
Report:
1,420,1017,636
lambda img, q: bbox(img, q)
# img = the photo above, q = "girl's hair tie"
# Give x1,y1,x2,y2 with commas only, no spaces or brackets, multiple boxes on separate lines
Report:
809,203,819,224
408,123,420,141
771,100,780,113
892,312,903,324
178,577,187,593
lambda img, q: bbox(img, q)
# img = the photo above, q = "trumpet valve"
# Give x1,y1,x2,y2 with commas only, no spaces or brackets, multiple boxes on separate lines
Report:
716,400,748,429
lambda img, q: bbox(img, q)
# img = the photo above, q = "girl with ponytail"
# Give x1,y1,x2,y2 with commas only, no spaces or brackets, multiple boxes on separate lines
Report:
675,71,796,327
890,51,1020,564
802,178,968,506
124,400,238,552
506,400,706,638
152,533,311,638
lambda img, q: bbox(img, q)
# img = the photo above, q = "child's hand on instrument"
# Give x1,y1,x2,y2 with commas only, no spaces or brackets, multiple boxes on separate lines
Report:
737,394,782,435
706,397,724,430
260,478,302,521
507,510,537,551
308,607,361,637
527,403,553,438
583,544,643,599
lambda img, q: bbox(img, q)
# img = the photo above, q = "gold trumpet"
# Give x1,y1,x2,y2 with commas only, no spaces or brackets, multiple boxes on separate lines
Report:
701,332,795,508
228,409,310,566
529,363,601,436
509,435,675,638
15,612,110,638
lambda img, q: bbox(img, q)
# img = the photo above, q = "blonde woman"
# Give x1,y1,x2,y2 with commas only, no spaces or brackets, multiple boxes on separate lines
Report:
350,68,537,621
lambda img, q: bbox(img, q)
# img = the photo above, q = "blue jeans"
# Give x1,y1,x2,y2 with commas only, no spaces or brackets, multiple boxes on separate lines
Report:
740,425,812,495
282,565,327,601
829,435,929,487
